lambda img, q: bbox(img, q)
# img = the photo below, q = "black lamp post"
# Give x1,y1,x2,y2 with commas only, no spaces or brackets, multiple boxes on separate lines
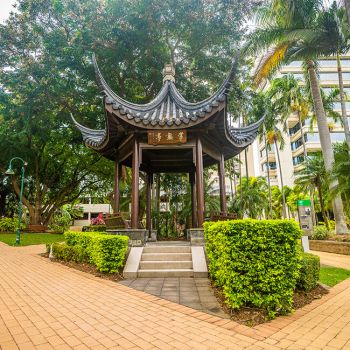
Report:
5,157,27,245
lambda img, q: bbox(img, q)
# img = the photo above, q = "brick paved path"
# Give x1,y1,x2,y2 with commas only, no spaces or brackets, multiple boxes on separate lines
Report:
1,243,350,350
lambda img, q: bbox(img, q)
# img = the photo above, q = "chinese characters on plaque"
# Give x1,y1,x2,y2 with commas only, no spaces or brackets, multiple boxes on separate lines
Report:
147,130,187,145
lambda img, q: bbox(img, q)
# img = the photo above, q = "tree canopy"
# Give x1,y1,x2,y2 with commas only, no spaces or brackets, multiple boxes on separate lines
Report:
0,0,258,224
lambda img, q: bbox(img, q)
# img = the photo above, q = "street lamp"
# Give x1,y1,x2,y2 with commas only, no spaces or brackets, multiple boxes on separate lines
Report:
5,157,27,246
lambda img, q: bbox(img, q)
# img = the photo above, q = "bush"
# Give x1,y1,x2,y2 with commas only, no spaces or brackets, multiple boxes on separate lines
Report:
52,242,89,263
0,217,25,232
82,225,107,232
49,209,71,233
90,235,129,273
204,219,302,318
296,253,320,291
312,225,330,240
58,231,128,273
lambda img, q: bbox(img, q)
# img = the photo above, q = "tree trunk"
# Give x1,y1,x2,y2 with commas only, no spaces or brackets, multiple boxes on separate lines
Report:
317,181,329,229
274,139,287,218
337,52,350,148
238,153,243,218
310,186,317,227
244,148,249,182
298,111,307,160
265,137,273,219
307,60,348,234
233,163,237,198
227,159,234,201
344,0,350,31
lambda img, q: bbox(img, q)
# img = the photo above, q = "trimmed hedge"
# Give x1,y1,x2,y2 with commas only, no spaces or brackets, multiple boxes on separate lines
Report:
82,225,107,232
204,219,302,318
90,235,129,273
52,231,128,273
52,242,89,263
296,253,320,291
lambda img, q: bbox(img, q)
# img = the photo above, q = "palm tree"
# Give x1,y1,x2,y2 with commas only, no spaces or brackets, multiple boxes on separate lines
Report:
266,129,288,218
332,142,350,217
315,3,350,147
295,153,330,228
268,75,311,159
232,176,269,219
247,0,348,234
343,0,350,31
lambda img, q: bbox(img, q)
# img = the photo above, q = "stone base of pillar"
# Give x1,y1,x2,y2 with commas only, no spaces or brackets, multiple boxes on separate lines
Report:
107,229,150,246
148,230,157,242
186,228,205,246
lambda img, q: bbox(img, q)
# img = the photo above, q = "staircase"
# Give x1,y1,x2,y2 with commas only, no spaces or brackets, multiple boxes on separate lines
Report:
138,245,194,277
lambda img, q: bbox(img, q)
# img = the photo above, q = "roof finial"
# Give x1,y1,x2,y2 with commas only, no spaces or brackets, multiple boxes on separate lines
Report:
162,63,175,83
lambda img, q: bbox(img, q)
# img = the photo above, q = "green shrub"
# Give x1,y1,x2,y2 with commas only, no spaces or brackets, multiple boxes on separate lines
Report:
90,235,129,273
296,253,320,291
49,209,71,233
59,231,128,273
82,225,107,232
52,242,89,263
204,219,302,318
312,225,330,240
0,217,25,232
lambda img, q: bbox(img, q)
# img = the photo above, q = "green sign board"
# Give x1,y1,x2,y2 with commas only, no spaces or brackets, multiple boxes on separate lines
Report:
297,199,311,207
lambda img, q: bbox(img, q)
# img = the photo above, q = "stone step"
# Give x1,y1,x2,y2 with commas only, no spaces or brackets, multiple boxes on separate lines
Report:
141,253,192,261
139,261,193,270
137,269,194,278
143,246,191,254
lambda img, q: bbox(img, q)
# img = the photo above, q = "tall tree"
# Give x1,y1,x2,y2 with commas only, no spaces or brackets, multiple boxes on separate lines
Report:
247,0,348,233
295,154,330,228
0,0,257,225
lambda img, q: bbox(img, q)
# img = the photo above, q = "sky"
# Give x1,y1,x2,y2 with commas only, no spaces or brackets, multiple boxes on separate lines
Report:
0,0,17,23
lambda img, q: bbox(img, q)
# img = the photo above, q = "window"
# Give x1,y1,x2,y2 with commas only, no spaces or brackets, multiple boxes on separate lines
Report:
291,137,303,151
320,72,350,81
304,133,320,142
262,162,277,171
293,155,305,166
318,60,337,67
332,102,350,110
284,61,302,67
289,124,301,135
304,132,346,142
330,133,346,142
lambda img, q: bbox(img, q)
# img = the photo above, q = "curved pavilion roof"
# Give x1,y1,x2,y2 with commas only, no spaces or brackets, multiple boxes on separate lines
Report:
72,54,264,161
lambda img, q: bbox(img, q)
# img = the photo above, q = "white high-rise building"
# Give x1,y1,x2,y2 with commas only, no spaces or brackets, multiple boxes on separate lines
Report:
257,56,350,188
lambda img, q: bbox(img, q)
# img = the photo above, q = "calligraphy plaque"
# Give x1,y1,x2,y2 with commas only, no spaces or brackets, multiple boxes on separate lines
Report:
147,130,187,145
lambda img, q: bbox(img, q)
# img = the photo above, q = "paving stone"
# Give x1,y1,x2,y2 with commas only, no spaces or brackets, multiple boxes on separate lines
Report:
1,243,350,350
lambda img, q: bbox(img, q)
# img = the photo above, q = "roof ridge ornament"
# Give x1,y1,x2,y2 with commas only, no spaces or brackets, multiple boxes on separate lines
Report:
162,63,175,83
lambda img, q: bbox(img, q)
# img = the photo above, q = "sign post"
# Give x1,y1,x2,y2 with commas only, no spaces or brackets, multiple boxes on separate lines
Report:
297,199,313,252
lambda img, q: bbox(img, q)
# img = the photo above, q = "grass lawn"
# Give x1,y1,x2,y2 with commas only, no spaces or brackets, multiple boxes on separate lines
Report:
319,266,350,287
0,233,64,246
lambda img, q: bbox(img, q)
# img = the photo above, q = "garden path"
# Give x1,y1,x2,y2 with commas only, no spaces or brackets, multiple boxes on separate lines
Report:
0,243,350,349
310,250,350,269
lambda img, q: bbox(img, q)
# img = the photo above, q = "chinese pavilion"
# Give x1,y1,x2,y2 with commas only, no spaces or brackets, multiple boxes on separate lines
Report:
72,54,263,233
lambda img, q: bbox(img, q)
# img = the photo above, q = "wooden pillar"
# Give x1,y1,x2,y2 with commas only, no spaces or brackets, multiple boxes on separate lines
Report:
218,154,227,213
113,161,120,213
146,172,153,231
131,138,139,229
196,137,204,228
189,172,197,228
